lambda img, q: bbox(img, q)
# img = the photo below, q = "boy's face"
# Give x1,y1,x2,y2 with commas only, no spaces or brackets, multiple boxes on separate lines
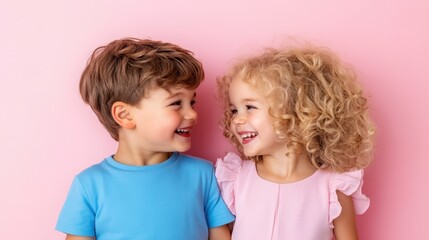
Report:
130,86,198,153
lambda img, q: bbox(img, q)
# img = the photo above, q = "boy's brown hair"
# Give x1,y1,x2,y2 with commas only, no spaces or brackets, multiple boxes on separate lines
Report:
80,38,204,141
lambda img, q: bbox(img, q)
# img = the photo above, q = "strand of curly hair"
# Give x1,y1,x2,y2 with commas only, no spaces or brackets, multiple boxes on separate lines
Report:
217,47,375,173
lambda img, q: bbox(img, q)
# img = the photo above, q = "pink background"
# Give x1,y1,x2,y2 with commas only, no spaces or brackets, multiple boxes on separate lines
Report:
1,0,428,239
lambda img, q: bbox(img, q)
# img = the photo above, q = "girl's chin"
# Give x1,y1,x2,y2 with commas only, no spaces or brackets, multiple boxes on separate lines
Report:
243,151,258,158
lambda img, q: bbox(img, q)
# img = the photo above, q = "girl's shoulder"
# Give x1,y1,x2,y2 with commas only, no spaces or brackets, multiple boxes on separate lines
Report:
215,152,252,215
327,170,366,196
325,169,370,224
215,152,252,180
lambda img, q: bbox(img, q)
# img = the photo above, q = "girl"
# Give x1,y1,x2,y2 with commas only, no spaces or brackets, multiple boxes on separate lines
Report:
215,46,375,240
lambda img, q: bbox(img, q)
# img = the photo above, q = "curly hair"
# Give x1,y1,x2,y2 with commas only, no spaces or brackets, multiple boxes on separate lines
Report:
217,47,375,173
80,38,204,141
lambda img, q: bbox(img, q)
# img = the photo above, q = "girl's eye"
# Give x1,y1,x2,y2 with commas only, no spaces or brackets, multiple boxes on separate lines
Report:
230,108,238,115
246,105,257,110
190,100,196,106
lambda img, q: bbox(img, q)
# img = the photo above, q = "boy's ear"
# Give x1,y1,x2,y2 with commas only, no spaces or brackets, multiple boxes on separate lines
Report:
111,101,135,129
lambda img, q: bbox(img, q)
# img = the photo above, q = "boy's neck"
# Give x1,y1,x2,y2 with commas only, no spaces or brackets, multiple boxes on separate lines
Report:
114,141,172,166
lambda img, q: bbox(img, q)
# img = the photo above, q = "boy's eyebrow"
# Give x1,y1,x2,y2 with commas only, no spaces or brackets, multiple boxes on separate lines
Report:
166,92,196,100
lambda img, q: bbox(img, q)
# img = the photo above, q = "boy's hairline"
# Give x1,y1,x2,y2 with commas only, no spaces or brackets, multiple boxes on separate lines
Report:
127,84,200,107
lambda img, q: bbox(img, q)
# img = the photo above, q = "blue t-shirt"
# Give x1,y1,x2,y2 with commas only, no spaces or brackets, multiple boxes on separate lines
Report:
56,152,234,240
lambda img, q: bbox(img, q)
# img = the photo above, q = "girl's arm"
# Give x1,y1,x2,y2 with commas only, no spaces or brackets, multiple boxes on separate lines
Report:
333,191,359,240
209,225,231,240
65,234,94,240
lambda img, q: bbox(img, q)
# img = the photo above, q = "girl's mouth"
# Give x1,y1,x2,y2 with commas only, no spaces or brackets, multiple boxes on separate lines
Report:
239,132,258,144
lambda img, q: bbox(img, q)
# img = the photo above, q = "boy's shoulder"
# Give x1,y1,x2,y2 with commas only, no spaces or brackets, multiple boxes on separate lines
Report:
74,157,111,181
73,153,215,180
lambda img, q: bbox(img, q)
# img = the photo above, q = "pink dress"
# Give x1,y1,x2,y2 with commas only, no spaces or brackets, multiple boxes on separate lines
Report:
215,152,369,240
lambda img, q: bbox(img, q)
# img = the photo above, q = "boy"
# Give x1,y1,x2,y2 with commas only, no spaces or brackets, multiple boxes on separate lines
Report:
56,38,234,240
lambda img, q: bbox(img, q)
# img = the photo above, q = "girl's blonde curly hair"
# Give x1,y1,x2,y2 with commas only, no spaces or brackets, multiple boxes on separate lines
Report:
217,47,375,173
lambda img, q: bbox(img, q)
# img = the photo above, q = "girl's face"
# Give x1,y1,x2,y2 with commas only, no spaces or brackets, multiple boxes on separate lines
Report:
228,77,287,158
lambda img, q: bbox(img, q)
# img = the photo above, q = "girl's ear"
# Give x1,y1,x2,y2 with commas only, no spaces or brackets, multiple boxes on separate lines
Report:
111,101,135,129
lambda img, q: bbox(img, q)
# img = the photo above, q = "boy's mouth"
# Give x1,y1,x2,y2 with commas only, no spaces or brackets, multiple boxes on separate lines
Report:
175,127,191,137
238,131,258,144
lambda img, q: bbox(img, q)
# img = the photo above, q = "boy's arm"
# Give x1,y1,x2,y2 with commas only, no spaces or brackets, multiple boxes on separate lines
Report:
57,177,96,239
208,225,231,240
65,234,94,240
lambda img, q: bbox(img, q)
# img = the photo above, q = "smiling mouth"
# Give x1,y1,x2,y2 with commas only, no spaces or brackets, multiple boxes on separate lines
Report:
175,128,191,137
239,132,258,144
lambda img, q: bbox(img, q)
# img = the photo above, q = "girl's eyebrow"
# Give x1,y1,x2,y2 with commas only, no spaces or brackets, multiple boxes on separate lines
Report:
242,98,257,102
229,98,257,106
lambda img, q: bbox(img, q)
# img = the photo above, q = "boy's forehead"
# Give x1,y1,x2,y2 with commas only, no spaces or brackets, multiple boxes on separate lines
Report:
146,86,196,99
167,89,196,98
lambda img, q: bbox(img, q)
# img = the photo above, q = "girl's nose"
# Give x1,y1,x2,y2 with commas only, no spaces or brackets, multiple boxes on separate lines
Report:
232,113,246,125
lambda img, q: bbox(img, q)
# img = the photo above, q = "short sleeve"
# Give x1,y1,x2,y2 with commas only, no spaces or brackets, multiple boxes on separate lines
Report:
204,164,235,228
215,152,243,215
329,170,370,225
55,177,95,236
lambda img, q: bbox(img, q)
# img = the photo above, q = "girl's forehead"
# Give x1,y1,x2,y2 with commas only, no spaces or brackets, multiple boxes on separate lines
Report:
232,76,268,93
229,77,253,91
229,77,268,102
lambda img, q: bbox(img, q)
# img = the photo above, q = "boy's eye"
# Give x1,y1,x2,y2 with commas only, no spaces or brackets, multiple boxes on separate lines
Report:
170,100,181,106
169,99,195,107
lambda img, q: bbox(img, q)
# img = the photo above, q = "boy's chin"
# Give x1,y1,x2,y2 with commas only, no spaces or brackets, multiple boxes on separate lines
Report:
173,144,191,153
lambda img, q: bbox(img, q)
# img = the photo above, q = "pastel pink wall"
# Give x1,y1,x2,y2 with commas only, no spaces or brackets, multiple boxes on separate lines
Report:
1,0,427,239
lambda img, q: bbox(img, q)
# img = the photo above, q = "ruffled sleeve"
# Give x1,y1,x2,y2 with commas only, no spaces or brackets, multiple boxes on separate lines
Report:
329,170,370,226
215,152,243,215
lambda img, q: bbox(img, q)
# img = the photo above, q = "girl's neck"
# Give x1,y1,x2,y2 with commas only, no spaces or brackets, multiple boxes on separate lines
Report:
256,153,317,184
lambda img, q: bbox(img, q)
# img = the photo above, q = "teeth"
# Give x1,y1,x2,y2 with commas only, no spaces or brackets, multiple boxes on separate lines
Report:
240,132,257,139
175,128,190,134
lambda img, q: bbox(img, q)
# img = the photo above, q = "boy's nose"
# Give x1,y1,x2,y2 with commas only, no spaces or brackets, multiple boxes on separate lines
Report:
184,107,197,120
